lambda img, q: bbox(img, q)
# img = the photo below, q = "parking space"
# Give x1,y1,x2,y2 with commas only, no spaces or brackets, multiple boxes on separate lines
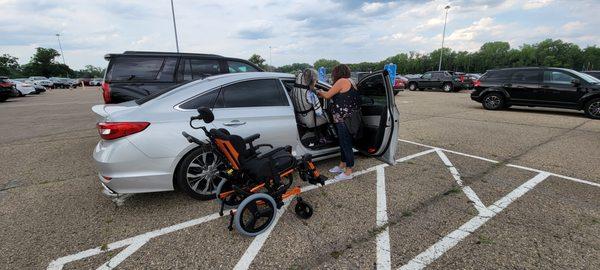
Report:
1,90,599,269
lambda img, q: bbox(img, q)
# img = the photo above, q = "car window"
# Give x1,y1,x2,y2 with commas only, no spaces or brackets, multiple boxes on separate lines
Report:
483,70,512,81
177,59,193,82
422,73,432,79
214,79,288,108
107,57,165,81
179,89,220,109
190,59,221,79
227,61,259,73
543,71,575,84
510,70,540,83
358,74,387,106
156,57,178,82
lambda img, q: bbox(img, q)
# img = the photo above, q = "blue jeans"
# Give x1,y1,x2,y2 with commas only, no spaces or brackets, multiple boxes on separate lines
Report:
335,122,354,168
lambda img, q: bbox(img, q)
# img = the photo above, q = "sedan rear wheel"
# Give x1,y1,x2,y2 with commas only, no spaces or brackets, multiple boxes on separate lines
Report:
584,98,600,119
176,146,225,200
408,83,417,91
442,83,453,92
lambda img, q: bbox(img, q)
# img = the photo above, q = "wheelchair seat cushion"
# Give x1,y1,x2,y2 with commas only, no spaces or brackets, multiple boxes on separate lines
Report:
244,149,295,183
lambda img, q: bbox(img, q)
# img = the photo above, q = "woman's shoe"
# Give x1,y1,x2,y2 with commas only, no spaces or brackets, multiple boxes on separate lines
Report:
334,172,353,180
329,166,344,174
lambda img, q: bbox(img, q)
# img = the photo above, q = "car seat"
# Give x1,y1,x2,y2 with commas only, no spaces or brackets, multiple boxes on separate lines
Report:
291,69,329,129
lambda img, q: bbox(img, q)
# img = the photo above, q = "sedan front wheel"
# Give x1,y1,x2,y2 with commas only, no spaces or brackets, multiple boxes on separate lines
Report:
176,146,226,200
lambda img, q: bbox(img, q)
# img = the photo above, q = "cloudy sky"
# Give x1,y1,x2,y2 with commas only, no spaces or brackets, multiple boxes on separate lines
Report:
1,0,598,69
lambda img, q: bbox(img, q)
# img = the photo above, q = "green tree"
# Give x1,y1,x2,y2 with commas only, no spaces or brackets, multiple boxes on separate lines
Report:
0,54,21,77
21,47,74,77
276,63,311,74
75,65,105,78
313,59,340,71
248,54,267,70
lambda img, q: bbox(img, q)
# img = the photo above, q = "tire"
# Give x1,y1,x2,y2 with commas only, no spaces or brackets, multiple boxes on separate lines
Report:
584,98,600,119
0,96,7,102
234,193,277,237
442,83,453,92
408,83,418,91
482,93,505,110
176,146,226,200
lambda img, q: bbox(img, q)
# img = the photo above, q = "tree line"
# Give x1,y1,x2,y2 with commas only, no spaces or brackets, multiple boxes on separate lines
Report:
250,39,600,75
0,47,105,78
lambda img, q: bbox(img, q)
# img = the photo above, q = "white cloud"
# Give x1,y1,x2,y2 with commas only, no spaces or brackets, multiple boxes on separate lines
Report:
561,21,585,32
523,0,553,10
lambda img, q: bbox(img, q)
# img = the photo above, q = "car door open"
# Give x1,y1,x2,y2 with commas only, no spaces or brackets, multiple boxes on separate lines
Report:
355,70,400,165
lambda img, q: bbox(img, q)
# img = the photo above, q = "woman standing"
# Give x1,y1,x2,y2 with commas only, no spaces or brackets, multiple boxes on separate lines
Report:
317,64,361,180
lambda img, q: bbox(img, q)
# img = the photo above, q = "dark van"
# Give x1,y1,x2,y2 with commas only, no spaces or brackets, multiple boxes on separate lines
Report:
102,51,263,103
471,67,600,119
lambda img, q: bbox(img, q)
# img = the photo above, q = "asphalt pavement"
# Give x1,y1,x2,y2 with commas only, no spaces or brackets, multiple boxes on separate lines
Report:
1,87,598,269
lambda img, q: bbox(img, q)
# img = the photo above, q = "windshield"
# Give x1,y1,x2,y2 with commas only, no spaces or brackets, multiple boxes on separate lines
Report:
572,70,600,83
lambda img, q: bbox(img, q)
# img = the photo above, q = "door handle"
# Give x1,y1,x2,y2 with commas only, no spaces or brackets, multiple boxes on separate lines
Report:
223,120,246,126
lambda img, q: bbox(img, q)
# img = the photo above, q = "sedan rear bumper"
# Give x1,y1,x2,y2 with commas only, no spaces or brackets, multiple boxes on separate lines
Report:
93,139,176,194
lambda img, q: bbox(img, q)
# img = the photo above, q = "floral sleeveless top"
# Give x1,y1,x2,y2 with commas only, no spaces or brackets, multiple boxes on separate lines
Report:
331,84,361,123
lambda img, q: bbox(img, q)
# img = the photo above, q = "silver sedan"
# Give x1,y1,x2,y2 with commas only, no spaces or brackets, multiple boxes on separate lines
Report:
92,72,399,200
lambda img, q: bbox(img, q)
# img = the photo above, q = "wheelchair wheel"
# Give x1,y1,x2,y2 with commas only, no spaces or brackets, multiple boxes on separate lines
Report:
294,198,313,219
234,193,277,237
216,179,244,207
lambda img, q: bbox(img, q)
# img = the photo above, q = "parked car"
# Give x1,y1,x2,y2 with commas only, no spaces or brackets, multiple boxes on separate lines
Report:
9,79,36,96
583,71,600,79
393,75,408,94
406,71,468,92
471,67,600,119
101,51,264,104
89,78,103,86
0,76,16,101
92,71,399,199
29,77,54,88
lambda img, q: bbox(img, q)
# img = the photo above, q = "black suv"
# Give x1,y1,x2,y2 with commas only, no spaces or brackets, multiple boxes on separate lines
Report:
471,67,600,119
407,71,469,92
102,51,263,103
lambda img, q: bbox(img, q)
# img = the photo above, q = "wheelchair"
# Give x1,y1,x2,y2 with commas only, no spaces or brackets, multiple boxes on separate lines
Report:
182,107,327,237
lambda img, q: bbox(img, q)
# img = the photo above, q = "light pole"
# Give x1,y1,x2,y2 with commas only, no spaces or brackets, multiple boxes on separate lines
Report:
55,34,66,65
269,46,272,71
438,5,450,71
170,0,180,52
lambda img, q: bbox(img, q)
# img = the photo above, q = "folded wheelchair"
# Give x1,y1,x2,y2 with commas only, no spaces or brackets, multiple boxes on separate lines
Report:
182,107,327,236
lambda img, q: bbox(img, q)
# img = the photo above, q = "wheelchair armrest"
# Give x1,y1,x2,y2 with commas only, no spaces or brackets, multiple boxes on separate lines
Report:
253,144,273,151
244,134,260,143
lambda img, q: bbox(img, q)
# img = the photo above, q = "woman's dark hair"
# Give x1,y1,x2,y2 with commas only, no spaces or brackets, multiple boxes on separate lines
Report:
332,64,351,83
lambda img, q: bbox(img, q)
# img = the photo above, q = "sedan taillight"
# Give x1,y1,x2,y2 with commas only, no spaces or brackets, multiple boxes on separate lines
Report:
473,80,481,87
97,122,150,140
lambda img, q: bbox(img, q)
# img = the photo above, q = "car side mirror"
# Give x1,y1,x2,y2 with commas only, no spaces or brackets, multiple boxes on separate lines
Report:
196,107,214,123
571,78,581,86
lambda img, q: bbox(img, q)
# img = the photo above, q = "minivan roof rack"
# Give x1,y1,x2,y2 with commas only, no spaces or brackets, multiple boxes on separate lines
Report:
104,51,224,60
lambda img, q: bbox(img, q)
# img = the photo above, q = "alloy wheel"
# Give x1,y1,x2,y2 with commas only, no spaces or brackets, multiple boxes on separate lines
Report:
589,101,600,118
484,95,502,109
443,84,452,92
185,151,224,195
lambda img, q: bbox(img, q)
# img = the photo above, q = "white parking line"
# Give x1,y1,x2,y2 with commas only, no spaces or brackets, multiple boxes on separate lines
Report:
436,150,490,216
48,149,437,270
376,166,391,270
234,202,290,270
399,172,551,270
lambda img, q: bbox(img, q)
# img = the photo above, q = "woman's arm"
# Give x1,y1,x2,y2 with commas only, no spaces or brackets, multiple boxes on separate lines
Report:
318,79,351,99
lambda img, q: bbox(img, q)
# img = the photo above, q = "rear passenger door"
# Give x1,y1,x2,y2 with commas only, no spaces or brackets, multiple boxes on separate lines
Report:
176,58,223,83
420,72,433,88
355,70,399,165
508,69,541,102
210,79,298,150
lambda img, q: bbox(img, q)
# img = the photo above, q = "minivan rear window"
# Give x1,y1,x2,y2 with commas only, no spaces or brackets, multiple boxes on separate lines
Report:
107,57,168,82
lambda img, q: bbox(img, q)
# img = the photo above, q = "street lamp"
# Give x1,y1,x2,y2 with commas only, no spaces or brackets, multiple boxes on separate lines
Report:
269,45,272,71
55,33,66,65
170,0,180,52
438,5,450,71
